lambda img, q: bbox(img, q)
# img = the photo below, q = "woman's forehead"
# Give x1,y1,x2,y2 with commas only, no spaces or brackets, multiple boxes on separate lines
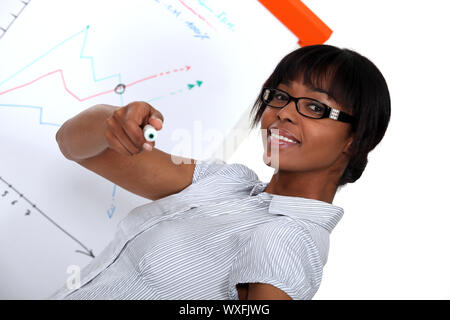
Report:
278,80,335,102
278,73,352,113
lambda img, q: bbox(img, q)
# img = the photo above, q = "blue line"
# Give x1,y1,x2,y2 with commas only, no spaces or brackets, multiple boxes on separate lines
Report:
0,27,86,88
147,96,164,102
112,184,117,197
77,25,123,105
0,26,124,105
0,104,61,127
0,103,121,219
79,26,122,85
0,26,127,220
0,25,124,105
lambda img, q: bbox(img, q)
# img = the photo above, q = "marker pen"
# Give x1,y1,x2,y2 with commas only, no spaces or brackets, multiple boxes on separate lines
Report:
143,124,157,142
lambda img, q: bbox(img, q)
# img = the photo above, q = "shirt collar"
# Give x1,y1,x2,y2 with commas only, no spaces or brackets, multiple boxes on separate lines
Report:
250,181,344,233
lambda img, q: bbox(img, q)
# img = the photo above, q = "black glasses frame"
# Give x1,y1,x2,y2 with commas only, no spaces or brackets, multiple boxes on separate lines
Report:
261,87,356,124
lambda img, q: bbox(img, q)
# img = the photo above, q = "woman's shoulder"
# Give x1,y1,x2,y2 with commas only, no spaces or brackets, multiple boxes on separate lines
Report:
247,218,312,243
228,218,326,300
192,157,259,184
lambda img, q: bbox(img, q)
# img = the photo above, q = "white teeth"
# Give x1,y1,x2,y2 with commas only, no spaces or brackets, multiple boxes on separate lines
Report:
271,133,298,144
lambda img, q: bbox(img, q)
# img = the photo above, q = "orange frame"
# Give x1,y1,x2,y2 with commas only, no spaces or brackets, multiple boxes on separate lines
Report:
257,0,332,46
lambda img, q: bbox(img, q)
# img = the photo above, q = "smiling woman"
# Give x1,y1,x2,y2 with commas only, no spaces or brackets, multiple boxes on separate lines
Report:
52,44,390,301
251,44,391,200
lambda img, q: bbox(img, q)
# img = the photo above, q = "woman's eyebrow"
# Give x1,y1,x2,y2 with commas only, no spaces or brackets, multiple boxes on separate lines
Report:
307,86,331,97
280,81,331,96
278,82,335,102
306,86,338,104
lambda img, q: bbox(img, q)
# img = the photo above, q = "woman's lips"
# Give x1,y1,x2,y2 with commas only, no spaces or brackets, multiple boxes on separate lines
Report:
269,127,301,143
268,134,301,149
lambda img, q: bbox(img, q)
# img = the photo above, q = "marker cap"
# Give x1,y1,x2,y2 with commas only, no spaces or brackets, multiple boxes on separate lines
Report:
143,124,157,142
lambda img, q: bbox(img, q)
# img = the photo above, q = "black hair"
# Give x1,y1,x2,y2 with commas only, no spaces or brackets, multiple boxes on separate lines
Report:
249,44,391,187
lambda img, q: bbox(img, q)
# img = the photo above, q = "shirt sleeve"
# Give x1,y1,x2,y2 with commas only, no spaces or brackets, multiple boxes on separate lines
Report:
228,221,324,300
191,157,227,184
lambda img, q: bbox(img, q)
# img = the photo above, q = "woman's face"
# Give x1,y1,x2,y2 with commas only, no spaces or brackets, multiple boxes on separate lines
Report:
260,80,354,176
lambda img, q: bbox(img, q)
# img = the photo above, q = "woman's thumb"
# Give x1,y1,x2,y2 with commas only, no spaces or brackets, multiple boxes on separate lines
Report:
149,115,163,130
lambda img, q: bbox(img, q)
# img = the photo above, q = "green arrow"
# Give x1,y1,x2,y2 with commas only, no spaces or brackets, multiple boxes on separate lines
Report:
196,80,203,87
187,84,195,90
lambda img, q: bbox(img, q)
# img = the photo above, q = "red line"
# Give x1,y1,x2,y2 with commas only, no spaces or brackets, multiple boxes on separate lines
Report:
0,65,191,101
0,70,60,96
178,0,217,31
126,74,158,88
57,69,83,101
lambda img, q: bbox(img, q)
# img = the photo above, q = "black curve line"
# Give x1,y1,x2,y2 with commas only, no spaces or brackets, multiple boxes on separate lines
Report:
0,175,95,258
0,1,32,40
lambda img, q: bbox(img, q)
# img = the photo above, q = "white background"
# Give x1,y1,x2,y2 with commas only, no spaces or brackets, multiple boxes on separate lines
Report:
230,0,450,299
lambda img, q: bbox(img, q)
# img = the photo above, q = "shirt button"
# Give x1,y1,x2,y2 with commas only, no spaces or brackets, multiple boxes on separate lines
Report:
257,195,264,204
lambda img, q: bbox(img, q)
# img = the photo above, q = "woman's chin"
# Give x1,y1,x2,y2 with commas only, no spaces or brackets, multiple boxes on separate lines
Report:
262,152,282,173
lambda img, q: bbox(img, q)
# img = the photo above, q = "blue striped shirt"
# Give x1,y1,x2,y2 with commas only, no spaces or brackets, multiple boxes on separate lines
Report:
49,157,344,300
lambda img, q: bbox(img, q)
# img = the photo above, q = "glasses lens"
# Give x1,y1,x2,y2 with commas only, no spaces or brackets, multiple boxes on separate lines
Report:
262,88,289,107
298,99,326,118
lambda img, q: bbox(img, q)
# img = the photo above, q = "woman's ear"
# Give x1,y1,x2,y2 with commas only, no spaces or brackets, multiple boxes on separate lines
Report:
343,133,354,155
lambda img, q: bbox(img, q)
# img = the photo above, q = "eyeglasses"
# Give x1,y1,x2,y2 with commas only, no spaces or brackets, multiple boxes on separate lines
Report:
261,87,355,124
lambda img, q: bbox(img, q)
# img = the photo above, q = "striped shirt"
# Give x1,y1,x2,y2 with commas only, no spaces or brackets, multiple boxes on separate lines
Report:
49,157,344,300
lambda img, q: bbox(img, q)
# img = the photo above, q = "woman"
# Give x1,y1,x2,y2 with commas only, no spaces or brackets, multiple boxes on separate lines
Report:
51,44,390,300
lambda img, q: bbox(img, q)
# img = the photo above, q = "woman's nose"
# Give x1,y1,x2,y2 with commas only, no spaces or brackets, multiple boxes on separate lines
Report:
277,100,299,123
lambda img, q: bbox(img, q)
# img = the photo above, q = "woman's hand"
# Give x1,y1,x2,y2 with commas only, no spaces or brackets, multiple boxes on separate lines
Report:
104,101,164,156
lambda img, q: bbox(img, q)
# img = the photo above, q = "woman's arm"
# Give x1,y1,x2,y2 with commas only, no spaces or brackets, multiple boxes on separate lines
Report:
241,283,292,300
56,103,196,201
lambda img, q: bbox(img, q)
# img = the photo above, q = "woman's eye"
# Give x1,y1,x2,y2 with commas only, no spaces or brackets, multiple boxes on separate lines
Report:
274,94,288,101
309,104,324,113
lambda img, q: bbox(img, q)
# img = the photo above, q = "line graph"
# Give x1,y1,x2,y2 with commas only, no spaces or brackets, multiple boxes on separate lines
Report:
0,21,202,220
0,103,60,127
0,26,87,88
0,22,197,108
0,175,95,258
79,26,122,86
0,77,202,128
0,0,31,40
178,0,217,31
0,65,191,102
